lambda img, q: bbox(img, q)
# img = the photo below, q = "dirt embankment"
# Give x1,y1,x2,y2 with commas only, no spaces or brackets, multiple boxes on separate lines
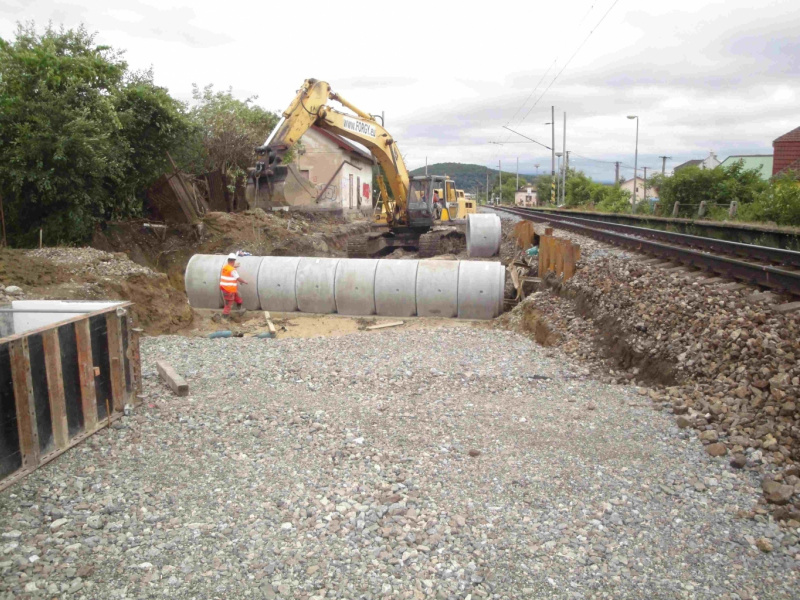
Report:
0,247,192,334
92,209,370,289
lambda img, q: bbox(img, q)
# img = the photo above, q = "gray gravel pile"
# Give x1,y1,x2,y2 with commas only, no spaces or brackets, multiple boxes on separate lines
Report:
1,327,798,599
493,209,800,524
26,248,155,278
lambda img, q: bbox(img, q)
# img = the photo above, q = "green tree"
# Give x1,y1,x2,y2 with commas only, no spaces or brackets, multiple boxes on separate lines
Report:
535,174,559,205
113,69,198,208
0,23,194,246
0,24,127,245
189,85,280,204
595,186,632,213
653,161,768,218
739,173,800,226
564,170,595,207
492,175,527,204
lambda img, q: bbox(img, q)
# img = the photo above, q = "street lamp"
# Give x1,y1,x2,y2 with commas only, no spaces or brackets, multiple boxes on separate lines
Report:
627,115,639,206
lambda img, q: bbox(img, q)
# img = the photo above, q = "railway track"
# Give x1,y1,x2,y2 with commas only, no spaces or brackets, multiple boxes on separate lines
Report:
494,205,800,298
511,206,800,250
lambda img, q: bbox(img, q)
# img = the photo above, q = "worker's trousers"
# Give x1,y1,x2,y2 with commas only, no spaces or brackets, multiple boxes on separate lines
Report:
222,291,243,315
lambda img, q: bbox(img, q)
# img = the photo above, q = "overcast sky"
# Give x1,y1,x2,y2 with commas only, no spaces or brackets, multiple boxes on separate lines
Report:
2,0,798,182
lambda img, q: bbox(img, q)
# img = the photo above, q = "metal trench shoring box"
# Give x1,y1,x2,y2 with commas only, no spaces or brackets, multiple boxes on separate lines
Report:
0,300,142,491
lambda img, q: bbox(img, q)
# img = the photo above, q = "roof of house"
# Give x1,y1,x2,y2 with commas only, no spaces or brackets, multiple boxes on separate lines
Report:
719,155,774,179
310,126,373,163
516,185,537,192
774,126,800,144
673,159,702,171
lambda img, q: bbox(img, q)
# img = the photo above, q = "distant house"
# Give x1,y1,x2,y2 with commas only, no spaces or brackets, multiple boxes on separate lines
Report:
719,155,774,180
772,126,800,176
514,185,538,207
620,176,647,202
673,151,721,173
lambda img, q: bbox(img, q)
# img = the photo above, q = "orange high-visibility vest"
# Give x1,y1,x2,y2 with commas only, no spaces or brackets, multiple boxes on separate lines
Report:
220,263,238,293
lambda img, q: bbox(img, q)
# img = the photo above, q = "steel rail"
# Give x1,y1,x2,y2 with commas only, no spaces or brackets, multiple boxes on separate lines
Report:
516,206,800,243
494,206,800,295
510,206,800,269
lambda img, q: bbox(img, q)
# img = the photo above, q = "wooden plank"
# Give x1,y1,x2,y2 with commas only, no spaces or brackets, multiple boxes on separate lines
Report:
266,320,277,336
563,242,576,280
573,244,581,262
509,266,521,291
105,312,125,414
555,239,566,277
537,236,548,278
263,311,271,322
128,313,143,400
156,360,189,397
540,237,550,276
74,319,98,433
9,338,40,469
41,329,68,450
366,321,405,331
544,227,553,236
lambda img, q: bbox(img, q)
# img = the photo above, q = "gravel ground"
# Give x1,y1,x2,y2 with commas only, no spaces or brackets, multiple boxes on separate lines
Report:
1,327,798,599
491,207,800,522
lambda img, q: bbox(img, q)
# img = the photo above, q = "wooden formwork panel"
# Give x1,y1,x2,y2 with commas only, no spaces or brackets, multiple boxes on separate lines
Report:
0,303,139,491
538,235,578,281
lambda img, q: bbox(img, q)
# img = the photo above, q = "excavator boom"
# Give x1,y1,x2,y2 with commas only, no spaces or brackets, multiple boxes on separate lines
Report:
253,79,410,225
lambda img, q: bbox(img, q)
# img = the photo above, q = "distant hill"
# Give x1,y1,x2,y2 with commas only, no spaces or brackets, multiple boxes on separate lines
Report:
408,162,537,192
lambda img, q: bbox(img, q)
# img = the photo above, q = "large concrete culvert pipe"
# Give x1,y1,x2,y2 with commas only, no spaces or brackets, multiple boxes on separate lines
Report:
185,256,506,320
466,213,502,258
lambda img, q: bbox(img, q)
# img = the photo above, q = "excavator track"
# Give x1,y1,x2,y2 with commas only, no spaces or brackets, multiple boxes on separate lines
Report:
417,232,442,258
347,235,371,258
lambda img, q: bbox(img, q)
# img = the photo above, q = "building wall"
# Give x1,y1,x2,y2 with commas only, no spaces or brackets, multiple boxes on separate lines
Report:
620,178,644,200
293,129,373,212
514,189,537,207
701,153,720,170
773,141,800,175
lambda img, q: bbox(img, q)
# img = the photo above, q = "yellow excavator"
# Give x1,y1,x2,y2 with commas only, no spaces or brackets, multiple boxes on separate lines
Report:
246,78,467,257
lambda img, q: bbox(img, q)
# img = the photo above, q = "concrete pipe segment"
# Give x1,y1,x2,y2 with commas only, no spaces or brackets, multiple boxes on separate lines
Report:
185,255,505,320
466,213,502,258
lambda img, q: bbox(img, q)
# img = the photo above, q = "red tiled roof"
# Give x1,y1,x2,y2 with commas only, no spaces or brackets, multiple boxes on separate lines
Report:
774,126,800,144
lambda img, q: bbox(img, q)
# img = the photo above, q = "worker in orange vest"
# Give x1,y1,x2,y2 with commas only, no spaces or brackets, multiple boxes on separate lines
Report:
220,253,248,318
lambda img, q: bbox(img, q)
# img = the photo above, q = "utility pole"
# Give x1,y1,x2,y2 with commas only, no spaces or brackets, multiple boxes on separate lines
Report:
659,155,671,176
535,163,540,175
627,115,639,206
425,156,428,176
516,157,519,191
498,160,502,205
643,167,649,202
551,106,555,204
486,169,489,205
614,161,620,185
563,150,570,205
561,112,567,206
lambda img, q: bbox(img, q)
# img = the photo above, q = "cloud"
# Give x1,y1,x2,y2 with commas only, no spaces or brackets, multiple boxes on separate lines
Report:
1,0,232,48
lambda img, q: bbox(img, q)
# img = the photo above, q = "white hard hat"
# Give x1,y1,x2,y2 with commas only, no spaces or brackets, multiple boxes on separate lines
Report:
227,253,237,260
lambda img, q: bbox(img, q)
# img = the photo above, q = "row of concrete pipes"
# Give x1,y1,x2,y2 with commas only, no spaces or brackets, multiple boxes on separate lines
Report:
185,256,506,320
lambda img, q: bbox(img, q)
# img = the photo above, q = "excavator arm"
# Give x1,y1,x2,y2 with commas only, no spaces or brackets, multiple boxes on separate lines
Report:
254,79,410,225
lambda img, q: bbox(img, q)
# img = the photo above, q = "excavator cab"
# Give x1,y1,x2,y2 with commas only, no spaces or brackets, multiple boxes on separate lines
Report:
406,177,437,227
